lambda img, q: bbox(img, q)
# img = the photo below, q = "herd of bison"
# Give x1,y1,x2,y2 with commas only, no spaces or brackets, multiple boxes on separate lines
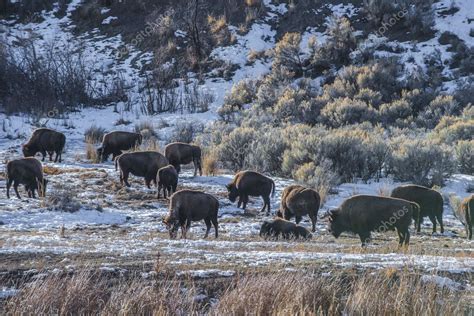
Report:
4,128,474,246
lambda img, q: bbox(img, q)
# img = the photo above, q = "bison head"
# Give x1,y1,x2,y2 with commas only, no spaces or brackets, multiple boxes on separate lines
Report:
226,183,239,202
22,145,35,157
327,209,343,238
162,215,179,239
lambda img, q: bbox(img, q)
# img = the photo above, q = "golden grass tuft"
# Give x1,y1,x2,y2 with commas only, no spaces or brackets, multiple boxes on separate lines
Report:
202,150,220,176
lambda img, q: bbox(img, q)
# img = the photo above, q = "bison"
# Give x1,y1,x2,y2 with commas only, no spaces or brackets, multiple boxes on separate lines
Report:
98,131,142,162
327,195,419,247
226,170,275,215
163,190,219,239
260,218,312,240
156,164,178,199
6,157,48,199
115,151,168,188
277,185,320,232
23,128,66,163
458,195,474,240
164,142,202,176
390,184,444,234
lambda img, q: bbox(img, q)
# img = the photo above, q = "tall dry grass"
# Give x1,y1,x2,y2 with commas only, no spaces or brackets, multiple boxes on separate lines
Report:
4,269,470,315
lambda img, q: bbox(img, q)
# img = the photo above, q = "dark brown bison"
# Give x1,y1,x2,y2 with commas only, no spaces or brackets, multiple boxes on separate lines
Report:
115,151,168,188
22,128,66,163
226,170,275,215
6,157,48,199
260,218,312,240
391,184,444,234
163,190,219,239
164,142,202,176
98,131,142,162
327,195,418,247
277,185,320,232
458,195,474,240
156,165,178,199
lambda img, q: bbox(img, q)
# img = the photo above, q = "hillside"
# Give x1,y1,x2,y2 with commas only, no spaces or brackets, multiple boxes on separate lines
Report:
0,0,473,314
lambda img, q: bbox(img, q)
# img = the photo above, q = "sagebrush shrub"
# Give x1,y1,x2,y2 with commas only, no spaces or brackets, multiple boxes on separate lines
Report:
218,127,256,171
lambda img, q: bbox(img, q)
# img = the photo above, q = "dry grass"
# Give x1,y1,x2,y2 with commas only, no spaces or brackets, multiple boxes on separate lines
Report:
377,182,392,197
4,268,470,315
202,150,220,176
85,137,100,163
244,0,262,7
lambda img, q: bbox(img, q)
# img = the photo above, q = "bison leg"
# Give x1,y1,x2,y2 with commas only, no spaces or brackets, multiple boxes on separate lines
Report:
295,215,302,224
468,223,472,240
261,195,270,214
122,171,131,187
145,177,152,189
211,217,218,238
436,214,444,234
429,215,437,234
309,214,317,233
13,181,21,199
41,151,46,161
6,178,13,199
204,218,212,238
359,232,370,247
48,151,53,161
157,184,162,199
404,230,410,246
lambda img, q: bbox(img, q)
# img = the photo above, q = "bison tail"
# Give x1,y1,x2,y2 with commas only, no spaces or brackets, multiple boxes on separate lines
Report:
271,180,276,198
115,157,118,171
411,202,421,223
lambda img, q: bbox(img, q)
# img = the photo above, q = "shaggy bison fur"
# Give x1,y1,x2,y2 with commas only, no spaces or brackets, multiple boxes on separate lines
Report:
260,218,312,240
23,128,66,162
98,131,142,162
459,195,474,240
226,170,275,215
6,157,48,199
115,151,168,188
391,184,444,234
163,190,219,239
164,142,202,176
277,185,320,232
156,164,178,199
327,195,418,247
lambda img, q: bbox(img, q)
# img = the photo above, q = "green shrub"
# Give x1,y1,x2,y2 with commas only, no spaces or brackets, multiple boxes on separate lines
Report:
456,140,474,174
389,138,455,186
218,127,256,171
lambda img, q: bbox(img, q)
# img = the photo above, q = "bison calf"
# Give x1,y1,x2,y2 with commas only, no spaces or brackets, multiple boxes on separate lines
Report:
23,128,66,163
156,165,178,199
6,157,48,199
277,185,320,232
99,131,142,162
260,218,312,240
115,151,168,188
391,184,444,234
164,142,202,176
163,190,219,239
327,195,418,247
226,170,275,215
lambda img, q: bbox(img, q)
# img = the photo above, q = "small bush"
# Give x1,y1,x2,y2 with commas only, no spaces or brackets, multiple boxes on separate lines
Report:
272,32,304,78
389,138,455,186
169,122,204,144
135,121,158,140
293,160,338,204
47,185,81,213
418,95,460,129
202,149,219,176
456,140,474,174
320,98,377,127
218,127,256,171
84,125,106,144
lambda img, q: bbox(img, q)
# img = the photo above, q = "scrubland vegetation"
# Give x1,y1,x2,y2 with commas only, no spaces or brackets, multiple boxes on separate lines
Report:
3,267,470,315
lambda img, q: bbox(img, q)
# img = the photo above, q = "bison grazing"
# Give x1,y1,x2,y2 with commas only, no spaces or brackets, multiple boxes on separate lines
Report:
390,184,444,234
277,185,320,232
164,142,202,176
226,170,275,215
6,157,48,199
115,151,168,188
23,128,66,163
163,190,219,239
459,195,474,240
98,131,142,162
156,165,178,199
260,218,312,240
327,195,418,247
